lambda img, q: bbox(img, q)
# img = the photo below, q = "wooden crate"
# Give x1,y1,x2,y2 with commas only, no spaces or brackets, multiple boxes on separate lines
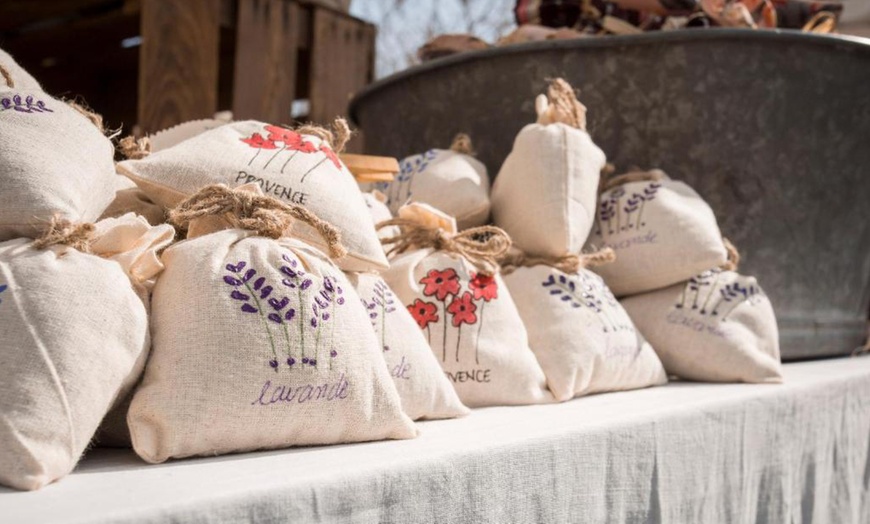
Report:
0,0,375,149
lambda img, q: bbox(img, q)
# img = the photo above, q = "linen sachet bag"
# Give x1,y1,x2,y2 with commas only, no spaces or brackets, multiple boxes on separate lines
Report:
491,78,606,257
372,134,491,229
128,185,416,464
379,203,553,407
117,118,388,271
501,249,668,401
0,62,117,241
363,190,399,241
0,48,42,91
347,272,470,420
0,214,174,490
621,249,782,383
585,169,728,296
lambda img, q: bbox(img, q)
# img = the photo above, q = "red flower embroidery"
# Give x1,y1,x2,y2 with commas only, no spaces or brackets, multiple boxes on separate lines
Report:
408,299,438,329
420,268,461,301
469,273,498,302
447,291,477,327
240,133,277,149
320,144,341,168
264,125,304,147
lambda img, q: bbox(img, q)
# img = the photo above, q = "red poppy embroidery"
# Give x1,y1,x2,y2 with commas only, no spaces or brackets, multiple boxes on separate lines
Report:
420,268,461,301
469,273,498,302
447,291,477,327
408,299,439,329
264,125,304,148
240,133,277,149
320,144,341,168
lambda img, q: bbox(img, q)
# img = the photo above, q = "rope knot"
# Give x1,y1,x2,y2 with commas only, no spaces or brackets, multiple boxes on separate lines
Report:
33,217,96,253
499,247,615,275
119,136,152,160
377,219,511,276
169,185,347,260
295,117,352,153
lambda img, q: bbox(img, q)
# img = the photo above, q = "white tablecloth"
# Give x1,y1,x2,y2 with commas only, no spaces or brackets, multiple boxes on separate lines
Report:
2,357,870,524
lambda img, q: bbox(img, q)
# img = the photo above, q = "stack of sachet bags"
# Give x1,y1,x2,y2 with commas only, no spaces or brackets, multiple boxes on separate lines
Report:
0,49,782,492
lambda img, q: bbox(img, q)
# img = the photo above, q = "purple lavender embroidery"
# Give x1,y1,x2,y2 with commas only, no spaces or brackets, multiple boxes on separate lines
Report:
0,94,53,114
597,181,661,236
0,283,6,305
386,149,438,209
542,271,630,332
361,278,397,352
225,261,278,369
675,270,765,321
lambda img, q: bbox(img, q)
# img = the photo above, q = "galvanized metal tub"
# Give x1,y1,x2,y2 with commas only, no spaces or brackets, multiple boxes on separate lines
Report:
349,29,870,360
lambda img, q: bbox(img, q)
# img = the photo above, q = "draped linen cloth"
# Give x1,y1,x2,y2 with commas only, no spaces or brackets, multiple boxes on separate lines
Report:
2,357,869,523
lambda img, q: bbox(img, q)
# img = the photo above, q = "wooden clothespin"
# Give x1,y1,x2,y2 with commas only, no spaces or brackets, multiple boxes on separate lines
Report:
340,154,399,183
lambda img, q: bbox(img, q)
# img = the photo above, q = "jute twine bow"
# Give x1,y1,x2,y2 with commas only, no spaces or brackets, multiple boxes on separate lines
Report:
377,219,511,276
720,237,741,271
169,185,347,260
118,135,152,160
0,63,13,88
33,217,96,253
543,78,587,130
499,247,616,276
601,169,666,193
296,117,352,153
450,133,475,156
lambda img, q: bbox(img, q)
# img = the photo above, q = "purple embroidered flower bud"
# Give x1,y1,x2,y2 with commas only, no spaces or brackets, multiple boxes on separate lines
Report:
253,277,266,291
323,277,335,292
269,359,279,370
309,359,317,367
302,357,309,364
226,261,246,272
369,312,378,319
287,357,296,366
330,350,338,358
224,276,242,286
300,279,313,290
260,286,273,299
315,296,329,309
322,312,330,321
384,345,390,352
281,266,298,278
230,290,249,301
268,313,282,324
241,303,258,313
282,254,298,267
242,269,256,282
310,318,318,328
285,308,296,321
269,297,289,310
282,279,297,289
336,297,345,305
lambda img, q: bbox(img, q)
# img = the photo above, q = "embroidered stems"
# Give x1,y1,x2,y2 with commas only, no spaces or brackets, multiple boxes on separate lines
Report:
170,185,347,260
239,119,350,181
377,219,511,277
675,269,764,321
32,217,96,253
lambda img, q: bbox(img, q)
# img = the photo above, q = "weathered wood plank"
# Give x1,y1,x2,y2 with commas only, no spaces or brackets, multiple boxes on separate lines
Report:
138,0,220,133
308,5,375,129
231,0,299,123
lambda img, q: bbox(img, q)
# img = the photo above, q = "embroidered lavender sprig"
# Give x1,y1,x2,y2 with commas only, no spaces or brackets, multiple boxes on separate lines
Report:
280,253,313,366
1,94,53,113
225,261,279,370
634,182,661,228
542,271,628,332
